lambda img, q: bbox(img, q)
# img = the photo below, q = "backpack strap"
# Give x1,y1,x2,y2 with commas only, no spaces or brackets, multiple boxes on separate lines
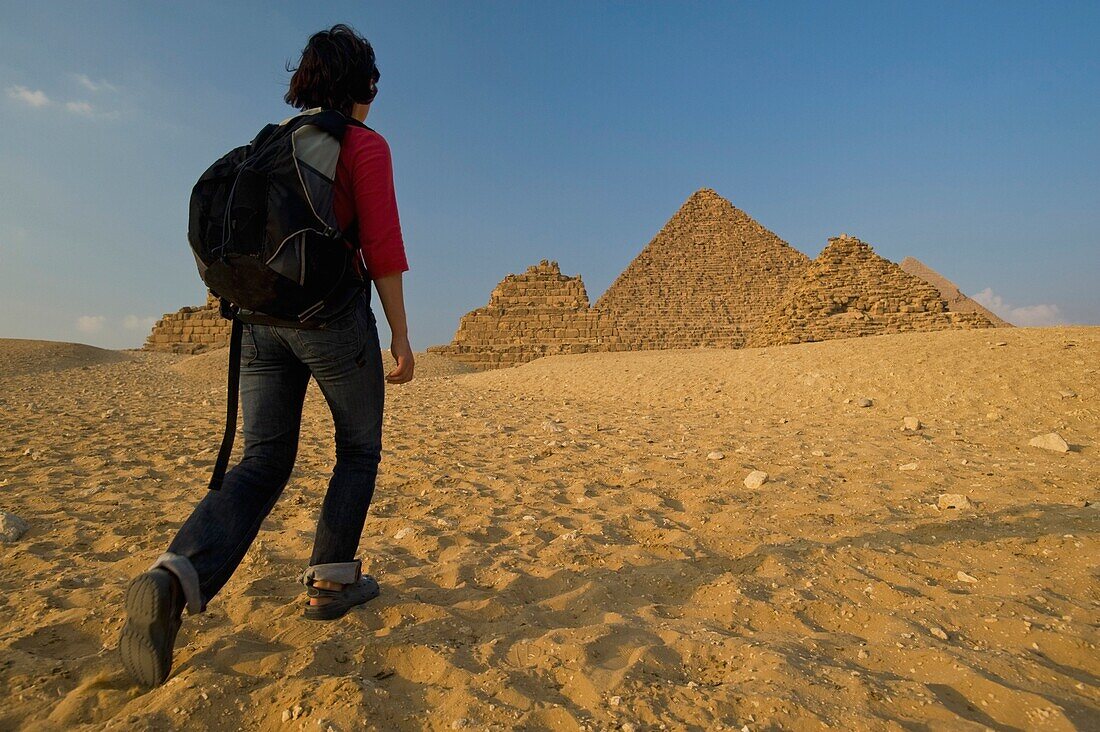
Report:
208,303,243,491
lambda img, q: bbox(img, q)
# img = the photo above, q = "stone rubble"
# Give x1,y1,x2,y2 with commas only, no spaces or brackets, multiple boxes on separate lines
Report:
144,293,230,354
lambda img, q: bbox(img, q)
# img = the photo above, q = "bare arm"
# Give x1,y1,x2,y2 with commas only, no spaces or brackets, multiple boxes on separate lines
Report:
373,272,414,383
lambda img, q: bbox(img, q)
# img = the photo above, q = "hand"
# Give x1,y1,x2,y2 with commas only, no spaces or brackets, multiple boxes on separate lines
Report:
387,334,414,384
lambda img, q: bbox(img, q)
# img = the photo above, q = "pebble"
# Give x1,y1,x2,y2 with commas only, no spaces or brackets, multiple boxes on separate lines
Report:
937,493,973,510
393,527,414,540
957,571,979,583
609,695,622,707
744,470,768,489
902,417,922,431
0,511,29,543
706,451,725,461
930,626,949,641
176,456,191,466
541,420,564,433
1028,432,1069,453
622,724,637,732
1059,389,1077,399
857,398,873,408
898,462,918,471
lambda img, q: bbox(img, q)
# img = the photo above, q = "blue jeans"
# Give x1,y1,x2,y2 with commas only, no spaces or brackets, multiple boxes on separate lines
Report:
152,291,384,613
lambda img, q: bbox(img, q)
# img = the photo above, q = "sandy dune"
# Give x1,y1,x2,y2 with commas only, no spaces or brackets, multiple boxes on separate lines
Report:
0,328,1096,731
0,338,133,377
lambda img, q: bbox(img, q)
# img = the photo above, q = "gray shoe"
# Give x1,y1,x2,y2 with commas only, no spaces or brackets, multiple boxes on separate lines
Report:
119,568,184,687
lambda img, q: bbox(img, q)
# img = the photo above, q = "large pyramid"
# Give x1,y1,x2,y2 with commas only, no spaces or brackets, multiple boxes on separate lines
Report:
899,256,1011,327
593,188,810,349
747,235,994,347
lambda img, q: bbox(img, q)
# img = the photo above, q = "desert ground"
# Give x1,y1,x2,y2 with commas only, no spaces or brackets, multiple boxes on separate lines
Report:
0,327,1096,731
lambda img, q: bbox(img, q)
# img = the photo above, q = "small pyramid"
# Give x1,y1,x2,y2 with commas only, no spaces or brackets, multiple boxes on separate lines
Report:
426,260,618,369
747,235,994,346
899,257,1011,327
594,188,810,349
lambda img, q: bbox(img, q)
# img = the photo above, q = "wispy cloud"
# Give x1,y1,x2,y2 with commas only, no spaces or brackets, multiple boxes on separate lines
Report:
76,315,107,334
973,288,1064,327
6,85,50,108
65,100,95,116
123,315,155,331
6,74,120,118
72,73,117,93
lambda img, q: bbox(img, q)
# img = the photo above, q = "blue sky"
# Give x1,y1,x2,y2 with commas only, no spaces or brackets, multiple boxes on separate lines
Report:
1,1,1097,349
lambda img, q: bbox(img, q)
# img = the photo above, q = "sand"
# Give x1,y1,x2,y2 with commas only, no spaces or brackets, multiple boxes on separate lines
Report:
168,347,477,383
0,328,1096,731
0,338,133,377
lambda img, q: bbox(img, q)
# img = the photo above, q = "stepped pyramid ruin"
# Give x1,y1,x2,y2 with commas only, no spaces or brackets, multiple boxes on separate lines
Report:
594,188,810,349
144,293,231,354
899,256,1010,327
426,260,621,370
747,235,994,347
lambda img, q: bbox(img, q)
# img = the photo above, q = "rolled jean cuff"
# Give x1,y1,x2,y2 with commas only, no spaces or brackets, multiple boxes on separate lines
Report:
302,559,362,586
150,552,204,615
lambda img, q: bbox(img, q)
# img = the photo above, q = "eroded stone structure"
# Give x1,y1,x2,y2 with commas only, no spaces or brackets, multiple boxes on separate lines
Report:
144,293,231,354
747,235,994,347
899,256,1010,327
426,260,621,370
594,188,810,349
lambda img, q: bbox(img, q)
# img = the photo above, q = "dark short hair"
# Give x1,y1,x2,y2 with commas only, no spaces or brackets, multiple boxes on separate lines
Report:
285,24,380,115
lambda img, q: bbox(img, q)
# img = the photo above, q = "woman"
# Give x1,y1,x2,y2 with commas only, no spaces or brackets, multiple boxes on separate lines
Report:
119,24,413,687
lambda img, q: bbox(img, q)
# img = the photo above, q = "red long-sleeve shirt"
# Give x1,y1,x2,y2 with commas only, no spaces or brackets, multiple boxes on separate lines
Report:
333,126,409,280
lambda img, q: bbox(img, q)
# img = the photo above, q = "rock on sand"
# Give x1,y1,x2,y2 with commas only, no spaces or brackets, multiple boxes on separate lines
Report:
744,470,768,489
937,493,974,511
0,511,29,542
1029,432,1070,453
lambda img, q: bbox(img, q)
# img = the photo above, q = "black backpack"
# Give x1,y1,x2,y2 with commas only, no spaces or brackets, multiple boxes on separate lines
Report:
188,108,366,490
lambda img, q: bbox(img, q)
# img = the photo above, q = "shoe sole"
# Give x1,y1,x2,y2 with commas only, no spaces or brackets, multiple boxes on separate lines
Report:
119,571,175,687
